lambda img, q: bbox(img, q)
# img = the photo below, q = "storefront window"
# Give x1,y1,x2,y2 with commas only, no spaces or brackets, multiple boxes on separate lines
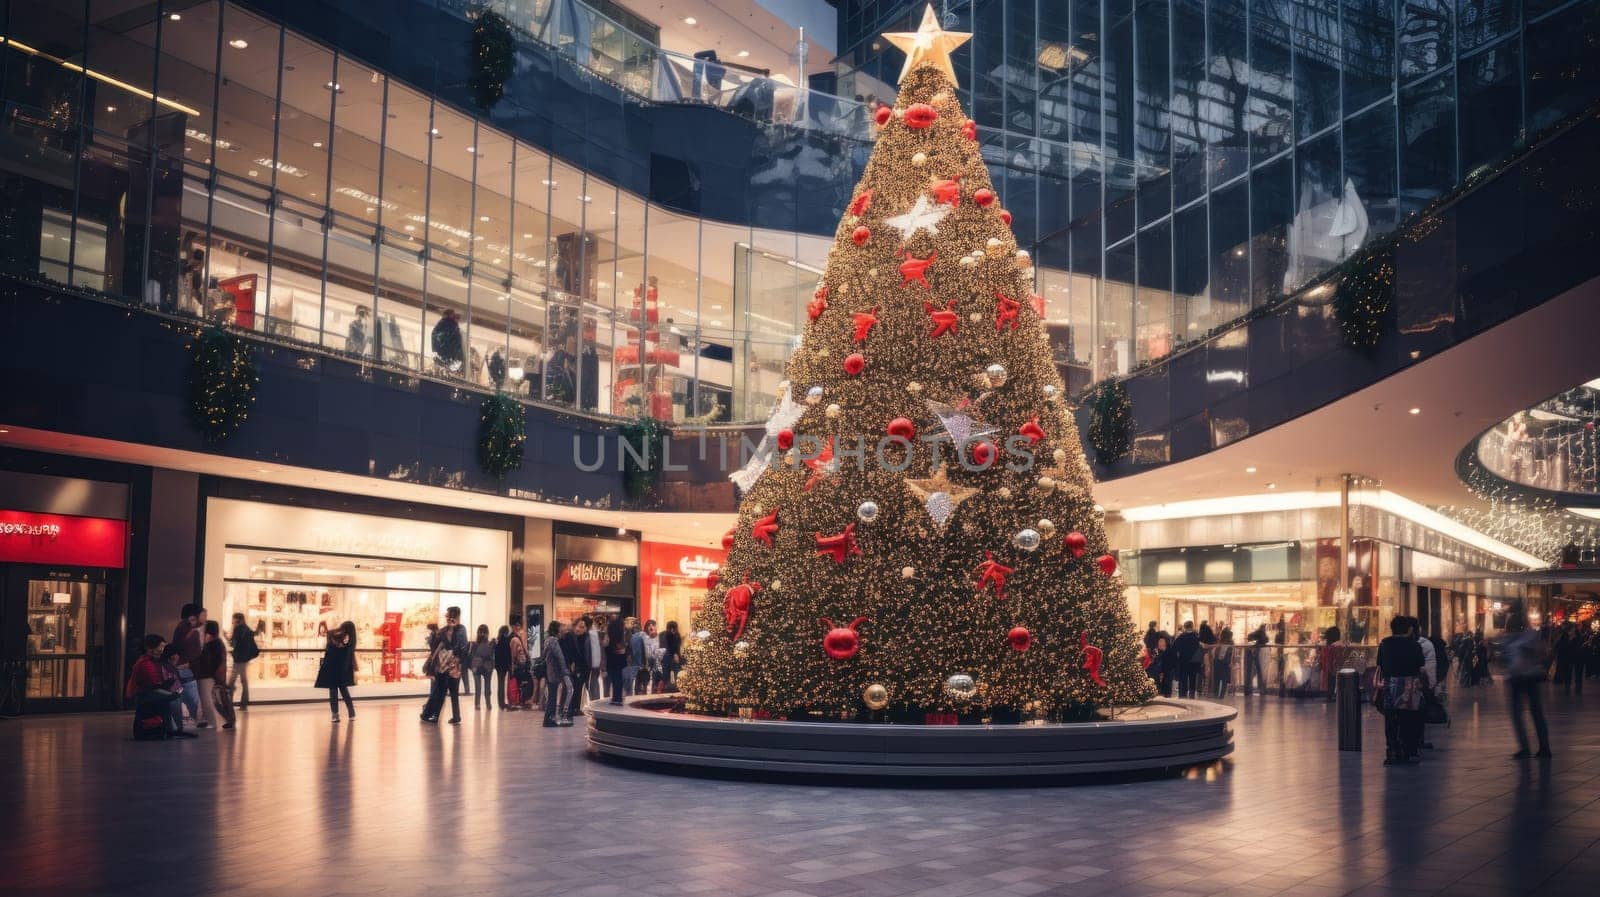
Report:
203,498,510,698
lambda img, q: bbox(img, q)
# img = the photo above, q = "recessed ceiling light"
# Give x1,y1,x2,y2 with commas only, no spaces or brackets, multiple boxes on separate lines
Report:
312,140,322,147
466,145,475,153
248,169,259,177
229,38,249,49
1244,466,1257,474
325,81,342,92
168,12,181,21
429,127,440,136
684,17,697,25
737,50,750,58
479,215,490,222
256,467,272,474
522,233,533,239
541,179,554,186
105,105,117,113
1409,407,1421,415
1266,482,1277,490
404,224,416,231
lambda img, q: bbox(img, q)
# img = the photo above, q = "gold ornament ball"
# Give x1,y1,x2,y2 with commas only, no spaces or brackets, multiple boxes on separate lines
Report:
959,255,976,267
1037,519,1057,538
901,566,916,579
867,267,878,278
826,403,842,418
863,683,890,711
770,579,782,590
1038,476,1056,492
906,381,923,394
996,486,1012,500
912,151,929,166
968,312,982,323
1053,448,1068,465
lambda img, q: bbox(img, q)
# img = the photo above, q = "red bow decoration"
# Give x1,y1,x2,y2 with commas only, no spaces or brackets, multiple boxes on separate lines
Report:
750,508,780,548
1081,631,1106,687
848,189,874,217
851,306,879,343
974,551,1015,600
899,250,937,289
925,300,959,339
1018,415,1045,445
807,286,829,321
904,103,939,128
929,176,961,206
815,523,862,564
995,292,1020,331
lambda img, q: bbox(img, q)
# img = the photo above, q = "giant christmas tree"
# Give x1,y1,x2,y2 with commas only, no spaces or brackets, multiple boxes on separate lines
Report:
683,6,1154,721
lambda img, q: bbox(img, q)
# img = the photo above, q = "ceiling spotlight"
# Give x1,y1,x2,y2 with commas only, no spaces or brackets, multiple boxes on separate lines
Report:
312,140,323,148
684,17,697,25
229,38,249,49
429,127,440,136
466,145,476,153
737,50,750,58
1409,407,1421,415
325,81,342,92
168,12,182,21
479,215,491,222
1244,466,1257,474
1266,482,1277,490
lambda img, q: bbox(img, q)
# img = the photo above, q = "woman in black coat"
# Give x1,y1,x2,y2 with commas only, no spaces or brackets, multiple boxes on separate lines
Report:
315,620,357,722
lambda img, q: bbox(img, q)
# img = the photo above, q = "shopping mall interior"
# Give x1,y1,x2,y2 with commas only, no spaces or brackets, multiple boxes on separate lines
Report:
1,1,1598,896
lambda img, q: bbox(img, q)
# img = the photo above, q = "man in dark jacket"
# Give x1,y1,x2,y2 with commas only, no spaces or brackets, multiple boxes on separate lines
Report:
1173,622,1203,699
228,613,259,711
171,604,204,726
561,617,592,717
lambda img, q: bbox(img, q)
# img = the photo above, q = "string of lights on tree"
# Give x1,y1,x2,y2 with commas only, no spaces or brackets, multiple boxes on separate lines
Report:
186,325,260,443
468,7,516,111
477,391,527,478
681,8,1153,724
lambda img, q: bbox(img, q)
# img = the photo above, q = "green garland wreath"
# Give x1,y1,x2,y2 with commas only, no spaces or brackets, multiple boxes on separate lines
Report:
478,391,527,478
1085,379,1134,466
186,326,259,443
468,8,516,112
619,416,667,504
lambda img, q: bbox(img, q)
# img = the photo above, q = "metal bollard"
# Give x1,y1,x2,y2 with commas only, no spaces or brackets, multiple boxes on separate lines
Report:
1337,668,1361,752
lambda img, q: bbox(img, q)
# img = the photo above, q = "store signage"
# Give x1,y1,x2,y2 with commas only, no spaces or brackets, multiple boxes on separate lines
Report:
677,555,721,578
554,559,637,598
312,530,430,561
0,510,126,568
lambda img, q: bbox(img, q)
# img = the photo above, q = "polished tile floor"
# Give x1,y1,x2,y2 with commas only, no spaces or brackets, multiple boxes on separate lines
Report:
2,685,1597,897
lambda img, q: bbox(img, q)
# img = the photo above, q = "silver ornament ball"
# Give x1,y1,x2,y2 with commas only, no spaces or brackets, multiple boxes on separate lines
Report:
985,363,1008,387
857,501,880,523
1013,528,1041,552
945,673,978,701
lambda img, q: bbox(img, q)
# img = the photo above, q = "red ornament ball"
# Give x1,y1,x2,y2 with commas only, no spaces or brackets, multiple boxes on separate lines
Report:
1064,531,1088,557
721,528,736,551
843,353,866,375
776,428,795,451
970,440,997,467
821,617,866,661
973,188,996,207
705,570,721,589
851,225,871,246
961,119,977,140
904,103,939,129
999,209,1013,225
1008,626,1032,652
873,105,892,126
887,417,916,440
1096,553,1119,576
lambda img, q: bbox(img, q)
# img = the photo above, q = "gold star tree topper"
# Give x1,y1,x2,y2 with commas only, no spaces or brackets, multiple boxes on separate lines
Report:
883,3,972,86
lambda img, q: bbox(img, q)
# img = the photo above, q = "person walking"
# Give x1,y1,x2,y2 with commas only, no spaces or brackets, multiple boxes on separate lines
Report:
1173,622,1202,699
1377,616,1426,765
228,612,259,711
511,616,536,710
170,604,204,727
605,615,629,705
1503,612,1552,760
658,621,683,692
587,614,604,702
1149,635,1174,697
423,609,467,724
494,624,513,709
1410,617,1438,750
469,624,495,711
196,621,236,729
562,617,592,717
543,621,572,727
1143,621,1161,655
1243,624,1268,695
1212,628,1235,699
316,621,357,722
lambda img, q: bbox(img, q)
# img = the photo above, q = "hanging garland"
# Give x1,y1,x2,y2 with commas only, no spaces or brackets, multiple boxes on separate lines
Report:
468,8,516,112
1333,237,1397,354
186,326,259,443
619,416,667,504
1085,379,1134,466
477,391,527,478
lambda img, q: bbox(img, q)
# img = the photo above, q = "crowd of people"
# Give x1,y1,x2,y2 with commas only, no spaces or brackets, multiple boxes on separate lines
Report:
124,602,688,738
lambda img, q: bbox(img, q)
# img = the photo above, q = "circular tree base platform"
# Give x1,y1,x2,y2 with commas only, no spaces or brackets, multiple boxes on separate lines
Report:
586,695,1236,779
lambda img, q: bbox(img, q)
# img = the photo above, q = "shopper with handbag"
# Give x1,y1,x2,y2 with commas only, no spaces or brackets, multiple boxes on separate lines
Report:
510,616,536,710
469,625,495,711
316,621,357,722
1376,616,1426,765
422,610,466,724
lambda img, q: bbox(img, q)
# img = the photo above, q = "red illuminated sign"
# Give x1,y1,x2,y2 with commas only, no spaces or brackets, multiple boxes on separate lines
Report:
0,510,127,568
